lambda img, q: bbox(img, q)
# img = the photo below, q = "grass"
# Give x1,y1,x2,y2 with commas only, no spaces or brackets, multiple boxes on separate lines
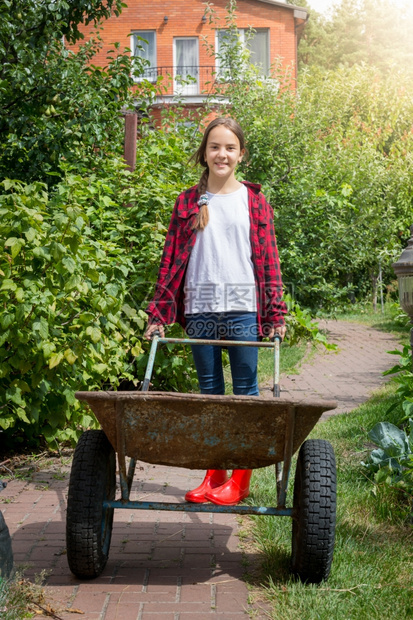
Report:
325,301,411,339
0,572,48,619
258,341,310,383
243,387,413,620
223,341,309,393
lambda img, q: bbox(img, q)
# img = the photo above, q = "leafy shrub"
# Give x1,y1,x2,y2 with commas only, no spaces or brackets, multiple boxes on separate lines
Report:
0,136,202,448
383,345,413,421
0,176,141,446
283,294,336,350
362,420,413,516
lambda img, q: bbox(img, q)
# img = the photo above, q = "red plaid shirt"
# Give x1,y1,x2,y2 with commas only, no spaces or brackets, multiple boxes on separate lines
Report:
146,181,287,336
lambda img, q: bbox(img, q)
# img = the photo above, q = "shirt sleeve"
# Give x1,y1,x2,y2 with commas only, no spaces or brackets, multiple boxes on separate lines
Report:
262,197,287,327
145,196,181,325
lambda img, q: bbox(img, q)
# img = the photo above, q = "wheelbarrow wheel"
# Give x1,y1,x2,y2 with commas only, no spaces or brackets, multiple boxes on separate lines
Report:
291,439,336,584
66,430,116,579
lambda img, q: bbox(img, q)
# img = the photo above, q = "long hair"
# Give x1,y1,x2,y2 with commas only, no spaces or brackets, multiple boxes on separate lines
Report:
190,117,247,231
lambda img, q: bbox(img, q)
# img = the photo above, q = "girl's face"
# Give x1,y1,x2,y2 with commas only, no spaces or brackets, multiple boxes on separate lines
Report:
204,125,245,182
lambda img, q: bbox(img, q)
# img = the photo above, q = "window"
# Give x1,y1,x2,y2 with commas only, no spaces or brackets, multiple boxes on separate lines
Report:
216,28,269,76
131,30,156,81
247,30,269,75
173,38,199,95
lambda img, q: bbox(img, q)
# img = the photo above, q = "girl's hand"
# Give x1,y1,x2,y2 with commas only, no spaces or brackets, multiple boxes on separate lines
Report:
268,325,287,341
144,323,165,340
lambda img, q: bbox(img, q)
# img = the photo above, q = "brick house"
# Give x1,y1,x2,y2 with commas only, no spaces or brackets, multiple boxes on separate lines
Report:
76,0,308,114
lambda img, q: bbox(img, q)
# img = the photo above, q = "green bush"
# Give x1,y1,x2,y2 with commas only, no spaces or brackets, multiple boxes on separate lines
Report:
362,419,413,514
383,345,413,422
0,130,204,448
0,176,142,446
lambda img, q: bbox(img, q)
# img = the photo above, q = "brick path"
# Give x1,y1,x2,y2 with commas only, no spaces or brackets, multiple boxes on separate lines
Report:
261,319,398,420
1,320,399,619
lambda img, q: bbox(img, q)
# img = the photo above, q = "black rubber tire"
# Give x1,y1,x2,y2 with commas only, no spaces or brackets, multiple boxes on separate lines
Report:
66,430,116,579
291,439,336,584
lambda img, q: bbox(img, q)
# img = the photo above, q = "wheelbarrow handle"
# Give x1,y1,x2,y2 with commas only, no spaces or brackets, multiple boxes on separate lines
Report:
142,333,282,397
141,332,160,392
271,334,282,398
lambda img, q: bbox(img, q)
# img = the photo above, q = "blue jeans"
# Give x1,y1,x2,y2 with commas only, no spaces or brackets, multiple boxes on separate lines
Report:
185,312,259,396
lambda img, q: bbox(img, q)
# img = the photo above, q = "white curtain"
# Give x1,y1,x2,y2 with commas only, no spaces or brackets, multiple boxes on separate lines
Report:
247,30,269,75
175,38,198,94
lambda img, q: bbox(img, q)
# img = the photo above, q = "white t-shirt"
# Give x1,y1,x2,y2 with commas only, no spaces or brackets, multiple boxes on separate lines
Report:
184,184,257,314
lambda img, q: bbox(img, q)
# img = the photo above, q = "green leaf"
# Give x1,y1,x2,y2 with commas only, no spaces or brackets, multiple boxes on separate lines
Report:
129,343,140,356
13,379,30,393
368,422,408,457
86,326,102,343
63,389,76,406
42,342,56,358
33,317,49,339
49,352,64,369
0,279,17,292
15,288,25,302
122,303,137,318
64,349,78,364
6,387,25,406
1,314,14,330
0,362,11,378
65,274,81,291
11,239,24,258
24,228,37,242
4,237,18,247
62,256,77,273
0,417,15,430
79,312,95,324
16,407,30,424
93,363,108,373
87,269,100,283
106,283,119,297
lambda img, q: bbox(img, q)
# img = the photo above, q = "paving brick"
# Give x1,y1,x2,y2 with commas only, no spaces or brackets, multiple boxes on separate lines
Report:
102,601,142,619
262,319,398,419
215,589,249,612
180,582,211,602
142,601,214,612
141,613,175,620
70,590,108,612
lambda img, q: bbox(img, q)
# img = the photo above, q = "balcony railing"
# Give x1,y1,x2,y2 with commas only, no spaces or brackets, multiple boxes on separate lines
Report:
135,65,274,99
135,65,227,96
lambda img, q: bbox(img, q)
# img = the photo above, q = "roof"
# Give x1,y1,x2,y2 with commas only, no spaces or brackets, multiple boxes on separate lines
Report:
252,0,308,17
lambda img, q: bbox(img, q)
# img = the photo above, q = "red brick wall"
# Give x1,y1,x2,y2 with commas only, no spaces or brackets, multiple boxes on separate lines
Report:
73,0,299,90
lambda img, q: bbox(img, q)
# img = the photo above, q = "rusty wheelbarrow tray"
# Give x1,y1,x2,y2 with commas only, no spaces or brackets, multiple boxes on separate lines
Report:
66,335,338,584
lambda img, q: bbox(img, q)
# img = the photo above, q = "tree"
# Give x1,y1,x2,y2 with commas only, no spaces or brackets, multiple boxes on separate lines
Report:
298,0,413,75
0,0,146,184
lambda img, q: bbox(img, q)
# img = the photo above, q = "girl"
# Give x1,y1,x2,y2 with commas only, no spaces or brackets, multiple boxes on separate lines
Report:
145,117,287,505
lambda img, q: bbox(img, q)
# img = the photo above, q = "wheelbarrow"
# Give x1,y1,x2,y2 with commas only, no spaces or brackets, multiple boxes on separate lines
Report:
66,335,337,584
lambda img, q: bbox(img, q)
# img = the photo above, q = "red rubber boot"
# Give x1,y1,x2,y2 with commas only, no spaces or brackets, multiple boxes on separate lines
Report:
185,470,228,503
204,469,252,505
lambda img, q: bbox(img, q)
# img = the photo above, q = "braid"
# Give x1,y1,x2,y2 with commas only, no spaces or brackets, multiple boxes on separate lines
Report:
192,168,210,231
198,168,209,195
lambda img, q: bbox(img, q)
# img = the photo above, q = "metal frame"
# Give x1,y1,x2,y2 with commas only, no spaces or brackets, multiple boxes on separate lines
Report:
107,335,296,516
